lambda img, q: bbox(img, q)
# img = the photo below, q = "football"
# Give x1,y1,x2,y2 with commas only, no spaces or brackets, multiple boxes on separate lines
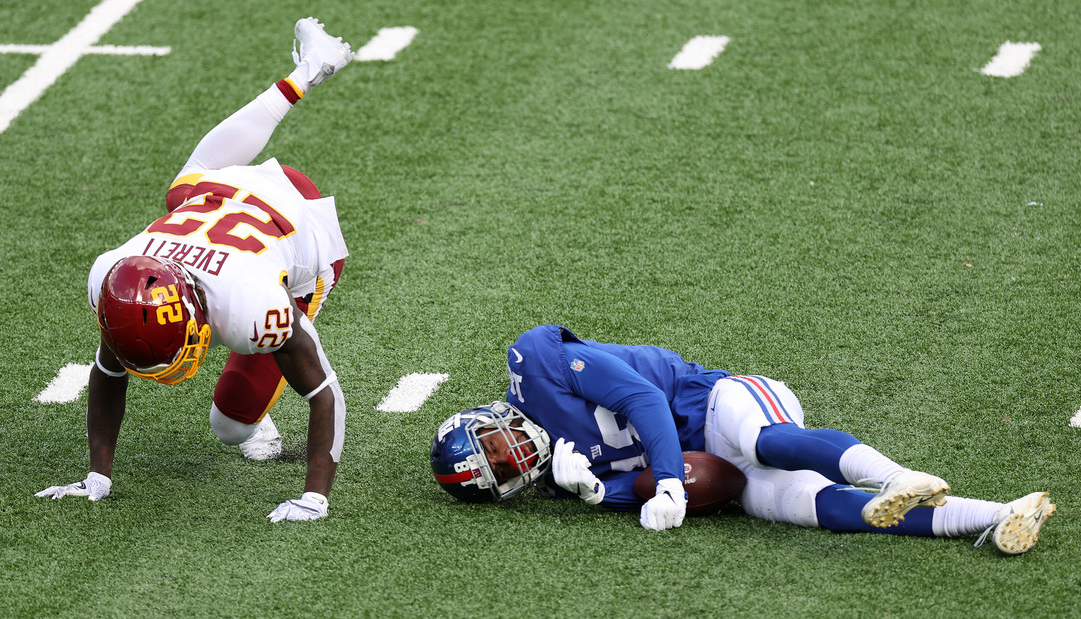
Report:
633,451,746,516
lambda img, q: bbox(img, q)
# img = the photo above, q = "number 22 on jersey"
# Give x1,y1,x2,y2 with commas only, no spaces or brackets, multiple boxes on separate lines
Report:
148,181,296,253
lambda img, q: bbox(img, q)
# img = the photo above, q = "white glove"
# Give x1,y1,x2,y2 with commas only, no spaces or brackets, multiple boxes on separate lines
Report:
552,438,605,505
639,478,687,531
35,472,112,501
267,492,329,522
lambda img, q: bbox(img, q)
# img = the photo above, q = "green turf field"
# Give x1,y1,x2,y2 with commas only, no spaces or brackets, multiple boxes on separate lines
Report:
1,0,1079,616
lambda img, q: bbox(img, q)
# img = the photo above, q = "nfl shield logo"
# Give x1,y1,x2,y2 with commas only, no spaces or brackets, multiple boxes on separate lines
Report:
570,359,585,372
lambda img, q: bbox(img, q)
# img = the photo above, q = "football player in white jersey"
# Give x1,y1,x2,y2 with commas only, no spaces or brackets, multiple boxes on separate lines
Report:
36,18,354,522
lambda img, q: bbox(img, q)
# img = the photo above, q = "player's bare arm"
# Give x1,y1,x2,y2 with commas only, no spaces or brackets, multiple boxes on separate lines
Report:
34,339,129,501
87,339,129,479
264,297,347,522
271,303,339,498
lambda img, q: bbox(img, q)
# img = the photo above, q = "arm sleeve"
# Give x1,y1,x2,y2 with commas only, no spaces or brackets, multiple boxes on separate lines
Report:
538,470,645,512
294,313,345,462
173,86,290,182
595,470,646,511
563,342,685,488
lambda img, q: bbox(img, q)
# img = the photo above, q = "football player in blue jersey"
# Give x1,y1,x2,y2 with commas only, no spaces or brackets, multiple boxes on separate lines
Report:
431,325,1056,555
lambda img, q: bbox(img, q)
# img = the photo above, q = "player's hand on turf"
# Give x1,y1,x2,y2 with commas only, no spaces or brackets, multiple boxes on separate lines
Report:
552,437,606,505
35,472,112,501
640,478,687,531
267,492,328,522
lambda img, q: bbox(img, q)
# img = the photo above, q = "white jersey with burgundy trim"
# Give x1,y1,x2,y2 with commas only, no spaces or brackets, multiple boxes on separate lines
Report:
88,158,349,355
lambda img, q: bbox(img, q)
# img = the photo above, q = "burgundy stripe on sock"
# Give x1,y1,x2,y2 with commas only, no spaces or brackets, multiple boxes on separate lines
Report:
275,79,302,104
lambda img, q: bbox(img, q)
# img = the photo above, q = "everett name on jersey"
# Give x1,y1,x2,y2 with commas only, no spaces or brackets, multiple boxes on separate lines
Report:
88,158,349,355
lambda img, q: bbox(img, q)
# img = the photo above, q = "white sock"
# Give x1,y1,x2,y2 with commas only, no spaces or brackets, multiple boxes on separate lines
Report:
288,63,315,94
837,444,906,486
931,496,1002,537
256,84,294,121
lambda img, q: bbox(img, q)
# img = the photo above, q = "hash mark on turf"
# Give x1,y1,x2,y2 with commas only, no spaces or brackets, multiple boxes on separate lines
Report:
979,41,1041,78
354,27,418,62
376,373,449,412
668,35,730,70
35,364,92,404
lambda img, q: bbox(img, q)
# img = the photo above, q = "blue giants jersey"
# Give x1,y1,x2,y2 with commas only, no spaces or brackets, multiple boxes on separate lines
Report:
505,325,730,510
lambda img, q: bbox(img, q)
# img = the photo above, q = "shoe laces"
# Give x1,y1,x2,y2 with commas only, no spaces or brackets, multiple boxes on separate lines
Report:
973,524,995,548
974,503,1015,548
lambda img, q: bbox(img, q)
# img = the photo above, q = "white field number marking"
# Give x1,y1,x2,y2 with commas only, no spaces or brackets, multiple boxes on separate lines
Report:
354,27,418,62
979,41,1041,78
376,373,450,412
1070,407,1081,429
0,0,168,134
668,35,730,70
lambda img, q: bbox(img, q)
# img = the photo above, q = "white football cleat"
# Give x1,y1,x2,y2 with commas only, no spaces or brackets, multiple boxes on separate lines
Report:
861,469,950,528
239,415,282,461
975,491,1056,555
292,17,353,88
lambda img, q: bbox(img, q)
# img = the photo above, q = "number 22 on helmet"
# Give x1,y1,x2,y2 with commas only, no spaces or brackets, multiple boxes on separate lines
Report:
96,255,212,385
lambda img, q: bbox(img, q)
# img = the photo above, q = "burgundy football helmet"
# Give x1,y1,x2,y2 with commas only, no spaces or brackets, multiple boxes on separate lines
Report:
96,256,211,385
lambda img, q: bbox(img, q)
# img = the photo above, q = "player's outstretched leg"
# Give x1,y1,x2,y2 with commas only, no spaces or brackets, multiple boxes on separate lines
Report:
860,469,950,528
976,491,1056,555
818,485,1055,554
289,17,353,93
168,18,353,206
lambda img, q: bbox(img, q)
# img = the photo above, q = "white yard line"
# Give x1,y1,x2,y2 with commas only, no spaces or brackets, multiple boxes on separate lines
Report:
36,365,451,413
1070,407,1081,429
0,43,170,55
0,0,165,134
